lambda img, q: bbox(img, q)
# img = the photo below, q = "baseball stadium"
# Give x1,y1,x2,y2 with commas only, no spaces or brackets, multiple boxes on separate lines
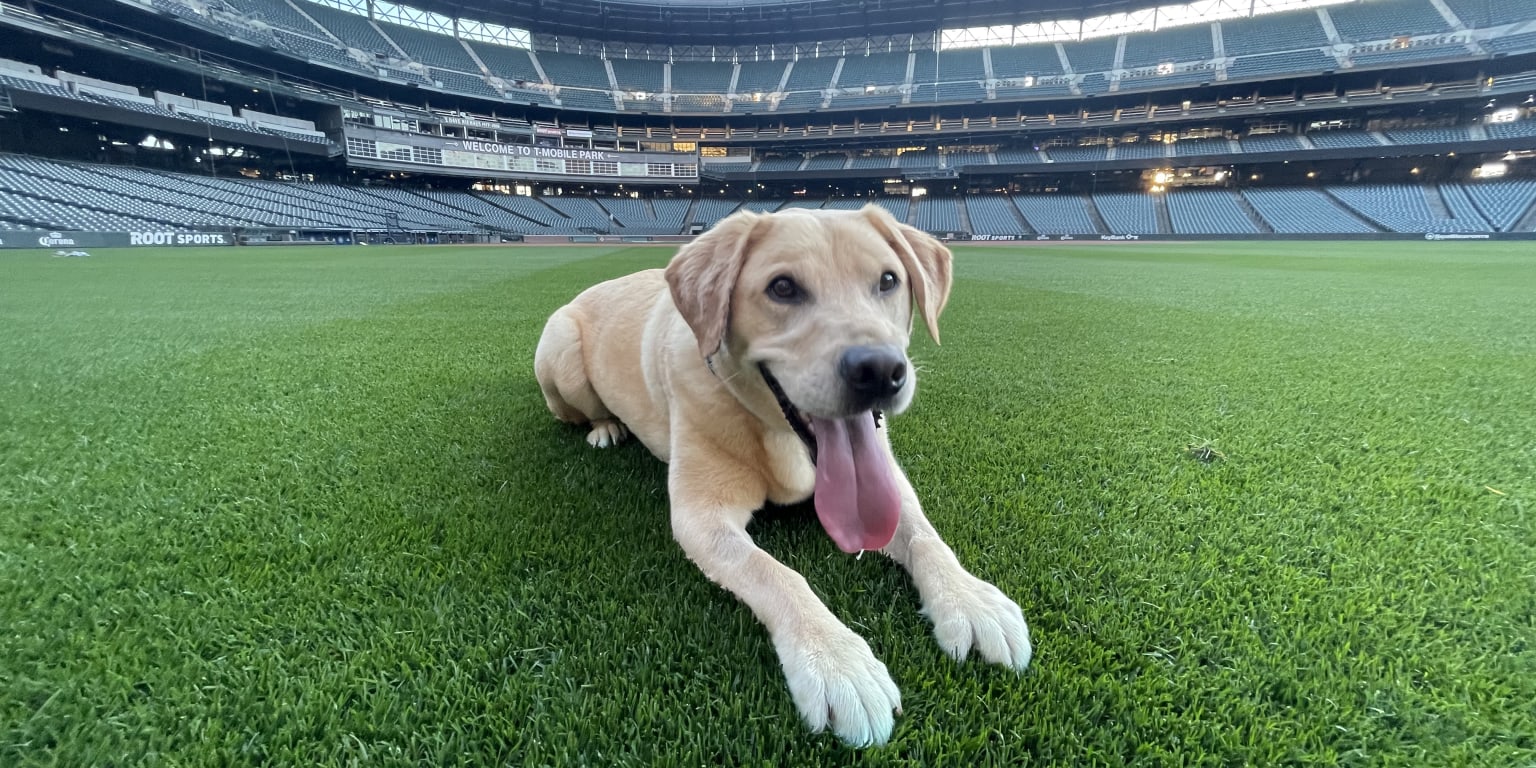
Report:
1,0,1532,763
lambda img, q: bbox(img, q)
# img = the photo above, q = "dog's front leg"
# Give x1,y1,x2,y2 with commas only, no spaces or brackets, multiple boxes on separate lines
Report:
669,444,901,747
881,469,1033,671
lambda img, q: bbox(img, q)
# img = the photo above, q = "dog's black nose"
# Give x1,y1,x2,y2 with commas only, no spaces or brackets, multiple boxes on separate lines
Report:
838,345,907,401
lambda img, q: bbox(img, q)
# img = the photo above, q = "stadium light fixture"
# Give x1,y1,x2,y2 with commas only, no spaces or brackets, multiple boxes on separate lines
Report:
1474,162,1508,179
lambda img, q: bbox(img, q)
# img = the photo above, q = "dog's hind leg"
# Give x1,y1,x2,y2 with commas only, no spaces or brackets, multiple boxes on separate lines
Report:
534,307,629,447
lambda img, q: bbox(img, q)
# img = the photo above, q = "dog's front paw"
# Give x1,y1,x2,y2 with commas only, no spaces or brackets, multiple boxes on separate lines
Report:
778,623,902,747
585,419,628,448
923,576,1032,670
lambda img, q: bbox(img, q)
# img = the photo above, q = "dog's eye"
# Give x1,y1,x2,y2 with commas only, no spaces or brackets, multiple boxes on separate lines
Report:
767,276,804,303
878,271,900,293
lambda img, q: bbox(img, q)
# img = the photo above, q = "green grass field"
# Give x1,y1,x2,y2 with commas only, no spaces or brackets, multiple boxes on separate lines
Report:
2,241,1533,766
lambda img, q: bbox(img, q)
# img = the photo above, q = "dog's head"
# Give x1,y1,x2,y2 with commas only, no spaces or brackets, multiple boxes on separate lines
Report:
665,204,952,421
667,205,952,552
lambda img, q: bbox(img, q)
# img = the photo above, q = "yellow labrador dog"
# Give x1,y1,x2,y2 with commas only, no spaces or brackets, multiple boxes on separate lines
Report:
533,205,1030,746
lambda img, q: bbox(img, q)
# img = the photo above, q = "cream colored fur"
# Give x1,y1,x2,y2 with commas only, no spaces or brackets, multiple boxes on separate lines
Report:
533,205,1030,746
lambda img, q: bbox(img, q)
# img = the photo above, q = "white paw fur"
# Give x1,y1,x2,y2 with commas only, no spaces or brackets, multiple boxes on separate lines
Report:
778,623,902,747
585,420,628,448
923,576,1032,670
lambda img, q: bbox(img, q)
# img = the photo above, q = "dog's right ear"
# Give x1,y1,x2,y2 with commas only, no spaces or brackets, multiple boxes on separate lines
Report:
666,209,768,359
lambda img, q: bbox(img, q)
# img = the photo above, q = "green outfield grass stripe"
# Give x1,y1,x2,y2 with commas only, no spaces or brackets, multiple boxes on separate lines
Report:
2,243,1532,766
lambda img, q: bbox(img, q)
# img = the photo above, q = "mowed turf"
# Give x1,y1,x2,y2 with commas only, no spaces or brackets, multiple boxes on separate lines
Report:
1,241,1532,766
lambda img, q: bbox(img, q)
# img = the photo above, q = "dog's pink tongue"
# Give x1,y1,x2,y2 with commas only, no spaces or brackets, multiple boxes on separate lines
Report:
811,412,901,553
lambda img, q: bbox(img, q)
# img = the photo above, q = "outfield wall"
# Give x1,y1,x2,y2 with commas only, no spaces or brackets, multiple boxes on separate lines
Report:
961,233,1536,242
7,230,1535,249
0,230,235,249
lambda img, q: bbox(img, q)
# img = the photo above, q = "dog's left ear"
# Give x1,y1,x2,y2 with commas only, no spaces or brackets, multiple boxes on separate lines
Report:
666,209,768,358
861,205,953,343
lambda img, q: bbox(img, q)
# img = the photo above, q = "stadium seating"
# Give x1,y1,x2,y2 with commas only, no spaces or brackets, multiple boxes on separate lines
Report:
1061,39,1119,74
276,31,365,70
468,42,542,84
804,154,849,171
916,81,987,102
1306,131,1382,149
1458,179,1536,232
756,155,806,172
944,152,992,168
1115,141,1170,160
1122,25,1212,68
1219,9,1330,54
1014,195,1102,234
226,0,326,36
993,148,1045,165
775,91,825,111
830,90,905,109
915,197,963,232
836,53,909,89
1483,31,1536,55
1241,188,1377,233
378,20,477,71
1093,193,1161,234
1239,134,1306,153
1442,0,1529,27
897,151,940,169
1172,137,1234,158
965,196,1030,236
850,154,897,169
814,198,910,223
1078,73,1111,95
473,193,569,230
540,197,618,231
93,0,1536,124
1350,41,1473,67
596,196,691,234
1165,189,1262,234
1385,126,1472,145
610,59,666,94
1325,184,1487,232
556,88,617,110
1225,50,1336,80
538,52,612,90
691,198,745,227
733,61,789,94
1486,120,1536,140
431,69,499,97
670,62,733,94
1118,67,1217,91
1436,183,1493,230
417,190,559,234
1327,0,1451,41
988,44,1065,79
300,2,395,54
932,49,986,81
1045,145,1109,163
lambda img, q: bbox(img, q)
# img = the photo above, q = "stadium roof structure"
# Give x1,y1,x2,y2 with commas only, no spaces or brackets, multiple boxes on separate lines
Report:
407,0,1160,46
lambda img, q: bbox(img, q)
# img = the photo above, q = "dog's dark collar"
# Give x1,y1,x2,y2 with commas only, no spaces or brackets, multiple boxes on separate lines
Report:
759,363,818,465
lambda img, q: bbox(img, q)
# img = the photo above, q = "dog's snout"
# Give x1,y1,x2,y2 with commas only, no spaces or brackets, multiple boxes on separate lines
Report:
839,345,907,401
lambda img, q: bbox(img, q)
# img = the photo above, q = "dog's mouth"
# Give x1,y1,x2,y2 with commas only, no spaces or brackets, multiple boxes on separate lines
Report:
760,364,901,554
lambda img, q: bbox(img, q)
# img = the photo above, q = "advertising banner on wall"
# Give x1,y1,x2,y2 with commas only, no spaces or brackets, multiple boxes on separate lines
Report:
0,230,235,249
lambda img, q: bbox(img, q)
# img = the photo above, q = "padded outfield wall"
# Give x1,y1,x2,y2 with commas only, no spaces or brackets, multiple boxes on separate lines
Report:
0,230,235,249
